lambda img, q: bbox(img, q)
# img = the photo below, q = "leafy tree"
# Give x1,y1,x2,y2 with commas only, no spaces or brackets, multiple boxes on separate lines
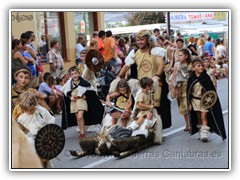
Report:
125,12,165,26
105,21,127,29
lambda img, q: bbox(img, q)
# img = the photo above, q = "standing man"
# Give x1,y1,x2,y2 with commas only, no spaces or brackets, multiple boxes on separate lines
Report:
204,37,215,57
104,30,118,72
98,30,106,56
47,40,64,78
119,29,172,129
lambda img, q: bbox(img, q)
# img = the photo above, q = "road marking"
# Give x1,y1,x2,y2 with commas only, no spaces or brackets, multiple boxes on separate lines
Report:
162,126,185,137
222,110,228,114
82,156,114,168
163,109,228,137
81,109,228,168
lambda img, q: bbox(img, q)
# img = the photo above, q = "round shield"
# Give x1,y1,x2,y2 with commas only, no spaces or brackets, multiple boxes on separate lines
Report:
35,124,65,160
85,49,104,72
200,90,217,109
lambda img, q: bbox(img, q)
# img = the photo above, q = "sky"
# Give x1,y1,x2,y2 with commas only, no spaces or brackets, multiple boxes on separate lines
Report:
1,0,238,178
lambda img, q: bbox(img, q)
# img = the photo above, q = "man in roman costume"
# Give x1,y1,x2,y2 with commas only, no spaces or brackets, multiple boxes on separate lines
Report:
119,29,172,129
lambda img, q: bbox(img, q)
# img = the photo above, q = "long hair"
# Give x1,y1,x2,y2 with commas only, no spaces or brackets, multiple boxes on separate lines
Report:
137,30,157,55
12,39,21,51
179,48,192,65
116,79,131,95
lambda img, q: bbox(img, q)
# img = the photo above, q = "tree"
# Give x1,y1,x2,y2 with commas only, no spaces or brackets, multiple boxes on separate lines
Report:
105,21,127,29
125,12,165,26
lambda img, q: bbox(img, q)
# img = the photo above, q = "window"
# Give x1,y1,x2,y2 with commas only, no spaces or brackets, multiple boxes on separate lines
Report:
36,12,66,62
74,12,93,45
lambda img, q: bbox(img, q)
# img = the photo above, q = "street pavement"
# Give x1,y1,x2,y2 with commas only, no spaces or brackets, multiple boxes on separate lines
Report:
52,78,229,169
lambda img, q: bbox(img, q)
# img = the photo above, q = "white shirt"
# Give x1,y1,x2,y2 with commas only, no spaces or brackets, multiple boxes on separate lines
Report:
76,43,84,59
216,45,226,57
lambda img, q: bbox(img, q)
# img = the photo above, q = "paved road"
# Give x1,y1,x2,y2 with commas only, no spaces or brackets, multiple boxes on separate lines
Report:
52,78,229,169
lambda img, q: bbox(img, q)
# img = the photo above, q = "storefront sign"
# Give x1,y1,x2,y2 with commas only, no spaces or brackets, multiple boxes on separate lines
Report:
12,12,33,23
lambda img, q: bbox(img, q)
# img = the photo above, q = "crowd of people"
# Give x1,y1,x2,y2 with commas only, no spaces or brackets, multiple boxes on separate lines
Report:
11,27,228,168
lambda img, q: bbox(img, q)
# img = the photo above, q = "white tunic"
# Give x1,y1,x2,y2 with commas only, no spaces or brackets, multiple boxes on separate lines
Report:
17,105,55,136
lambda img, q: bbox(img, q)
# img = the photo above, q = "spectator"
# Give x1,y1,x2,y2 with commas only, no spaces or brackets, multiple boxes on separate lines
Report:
89,38,98,50
19,38,37,77
98,30,106,55
76,36,85,64
204,37,215,57
12,39,27,83
46,40,64,78
151,28,160,43
92,31,99,39
38,72,58,113
104,30,118,72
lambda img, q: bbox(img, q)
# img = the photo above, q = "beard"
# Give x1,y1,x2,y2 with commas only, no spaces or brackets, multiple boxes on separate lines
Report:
138,42,148,50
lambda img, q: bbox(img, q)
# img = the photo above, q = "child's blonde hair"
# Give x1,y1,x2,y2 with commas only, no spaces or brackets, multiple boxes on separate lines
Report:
18,91,38,111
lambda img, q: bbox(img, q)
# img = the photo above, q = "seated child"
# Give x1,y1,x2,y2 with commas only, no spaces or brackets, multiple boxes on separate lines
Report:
46,75,63,114
16,91,55,139
128,77,154,130
106,79,133,127
16,91,55,167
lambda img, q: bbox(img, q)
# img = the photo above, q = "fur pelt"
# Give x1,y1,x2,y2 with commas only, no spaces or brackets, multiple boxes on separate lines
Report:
101,109,162,144
82,64,99,90
125,47,166,66
108,78,120,94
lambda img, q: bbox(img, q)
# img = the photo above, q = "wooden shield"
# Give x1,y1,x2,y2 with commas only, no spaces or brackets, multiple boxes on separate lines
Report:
35,124,65,160
85,49,104,72
200,90,217,109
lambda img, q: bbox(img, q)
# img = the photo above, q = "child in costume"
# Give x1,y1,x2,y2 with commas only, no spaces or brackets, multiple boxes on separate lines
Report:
128,77,154,130
77,49,99,90
170,48,192,131
187,58,226,142
78,49,87,76
106,79,133,127
203,57,217,89
16,91,55,167
17,91,55,140
61,66,92,139
12,66,52,120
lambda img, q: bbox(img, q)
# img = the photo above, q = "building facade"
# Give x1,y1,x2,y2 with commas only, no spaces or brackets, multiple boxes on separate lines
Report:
11,11,104,71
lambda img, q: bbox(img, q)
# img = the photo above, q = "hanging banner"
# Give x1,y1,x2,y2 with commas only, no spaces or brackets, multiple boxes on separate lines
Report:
167,12,215,24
